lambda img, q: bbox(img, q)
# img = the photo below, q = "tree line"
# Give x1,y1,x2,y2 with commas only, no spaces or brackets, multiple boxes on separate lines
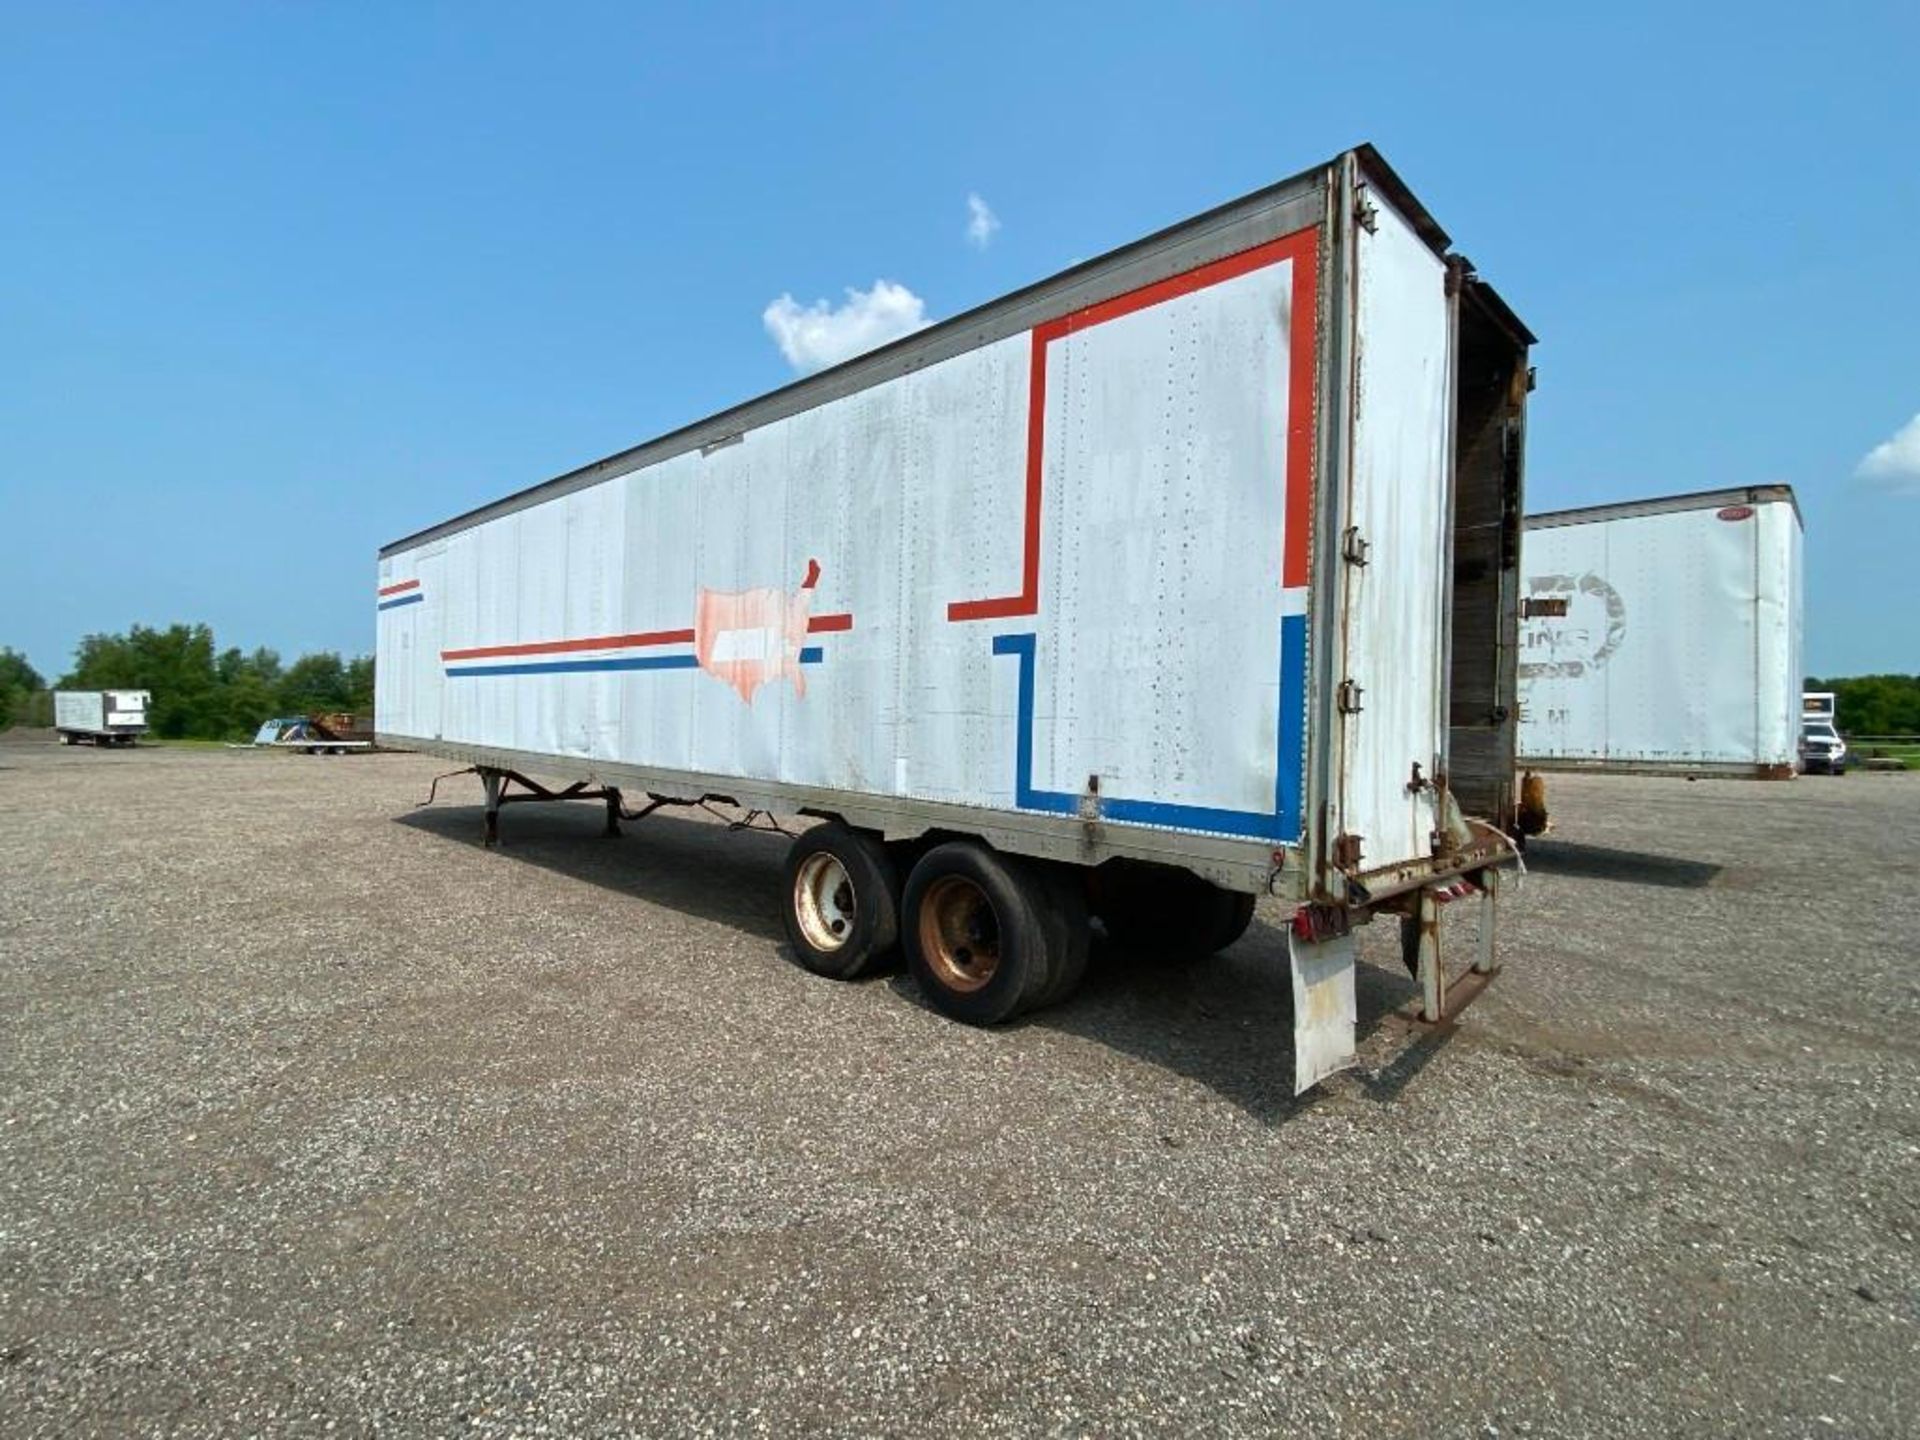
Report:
0,626,373,740
1805,674,1920,736
5,630,1917,740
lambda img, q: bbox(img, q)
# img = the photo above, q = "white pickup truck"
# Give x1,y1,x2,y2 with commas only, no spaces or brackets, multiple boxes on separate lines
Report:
1800,692,1848,775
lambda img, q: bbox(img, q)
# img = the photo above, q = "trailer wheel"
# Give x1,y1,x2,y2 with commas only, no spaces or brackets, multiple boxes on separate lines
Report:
1027,864,1092,1012
1095,863,1256,961
903,843,1049,1025
1204,891,1258,954
781,823,900,981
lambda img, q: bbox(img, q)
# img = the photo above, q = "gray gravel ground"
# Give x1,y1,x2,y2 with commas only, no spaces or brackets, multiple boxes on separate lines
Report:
1,735,1916,1437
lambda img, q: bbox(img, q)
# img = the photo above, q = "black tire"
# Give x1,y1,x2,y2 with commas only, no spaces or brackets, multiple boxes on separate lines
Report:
1205,890,1258,953
903,842,1050,1025
1028,864,1092,1011
1094,862,1255,961
780,823,901,981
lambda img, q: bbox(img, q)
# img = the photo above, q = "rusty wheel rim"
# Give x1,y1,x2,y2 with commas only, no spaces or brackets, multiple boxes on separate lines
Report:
918,875,1001,993
794,852,856,952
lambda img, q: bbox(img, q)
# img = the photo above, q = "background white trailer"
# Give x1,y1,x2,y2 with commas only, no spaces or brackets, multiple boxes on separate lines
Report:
1517,486,1803,777
54,689,150,746
378,145,1535,1091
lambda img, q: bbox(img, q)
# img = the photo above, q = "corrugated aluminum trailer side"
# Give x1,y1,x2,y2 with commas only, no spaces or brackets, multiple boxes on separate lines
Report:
1517,486,1803,777
377,145,1534,1092
53,689,150,746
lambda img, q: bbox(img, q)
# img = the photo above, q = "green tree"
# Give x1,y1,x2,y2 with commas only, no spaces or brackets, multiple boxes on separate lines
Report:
277,652,353,715
217,646,284,734
37,624,375,740
1806,675,1920,736
0,647,43,695
63,624,219,738
346,655,375,716
0,647,45,730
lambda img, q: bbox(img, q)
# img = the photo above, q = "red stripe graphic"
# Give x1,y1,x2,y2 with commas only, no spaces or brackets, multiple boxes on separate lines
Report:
948,333,1048,623
1281,227,1317,589
378,578,421,597
444,628,694,662
442,613,854,663
947,224,1319,618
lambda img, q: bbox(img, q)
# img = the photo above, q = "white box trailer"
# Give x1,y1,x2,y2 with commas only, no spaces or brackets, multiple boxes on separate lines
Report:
1517,486,1803,777
377,145,1535,1092
54,689,150,746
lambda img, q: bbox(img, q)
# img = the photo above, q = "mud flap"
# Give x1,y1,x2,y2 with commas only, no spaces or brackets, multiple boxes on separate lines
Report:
1289,928,1357,1094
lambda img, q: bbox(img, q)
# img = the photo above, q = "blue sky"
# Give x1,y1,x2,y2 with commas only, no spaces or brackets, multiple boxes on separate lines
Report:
2,1,1915,680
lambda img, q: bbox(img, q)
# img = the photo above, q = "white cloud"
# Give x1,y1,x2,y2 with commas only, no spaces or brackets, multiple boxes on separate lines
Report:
965,192,1000,250
761,280,931,374
1856,413,1920,495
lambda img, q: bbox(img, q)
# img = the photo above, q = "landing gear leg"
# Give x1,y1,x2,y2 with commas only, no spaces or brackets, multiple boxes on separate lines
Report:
1473,868,1499,975
482,770,504,849
1401,887,1443,1023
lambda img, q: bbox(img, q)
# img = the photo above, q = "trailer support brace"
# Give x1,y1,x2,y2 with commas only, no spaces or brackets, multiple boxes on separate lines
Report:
1398,872,1503,1025
477,767,624,848
1473,868,1499,976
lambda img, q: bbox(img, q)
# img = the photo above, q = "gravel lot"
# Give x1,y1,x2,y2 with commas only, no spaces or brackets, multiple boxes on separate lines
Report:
2,735,1916,1437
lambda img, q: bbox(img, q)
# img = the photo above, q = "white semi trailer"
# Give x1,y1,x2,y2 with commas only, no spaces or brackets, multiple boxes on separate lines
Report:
54,689,151,747
1516,486,1803,778
377,145,1535,1093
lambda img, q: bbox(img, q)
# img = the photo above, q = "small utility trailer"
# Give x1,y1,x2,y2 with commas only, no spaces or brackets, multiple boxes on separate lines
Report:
251,717,373,755
54,689,150,747
377,144,1535,1093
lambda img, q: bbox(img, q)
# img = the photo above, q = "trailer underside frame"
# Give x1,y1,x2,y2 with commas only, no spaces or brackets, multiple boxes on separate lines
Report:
470,768,626,849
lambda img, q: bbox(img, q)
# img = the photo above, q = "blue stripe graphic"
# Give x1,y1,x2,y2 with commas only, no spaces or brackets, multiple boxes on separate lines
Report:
377,592,424,611
1274,613,1306,836
991,619,1305,842
448,648,830,678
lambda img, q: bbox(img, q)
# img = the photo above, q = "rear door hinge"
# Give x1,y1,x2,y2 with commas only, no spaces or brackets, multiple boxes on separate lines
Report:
1332,832,1364,870
1354,184,1378,234
1337,679,1365,715
1342,526,1369,566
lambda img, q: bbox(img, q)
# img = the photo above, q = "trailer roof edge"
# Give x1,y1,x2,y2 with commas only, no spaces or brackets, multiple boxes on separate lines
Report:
379,144,1511,559
1351,143,1451,256
1524,484,1802,531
